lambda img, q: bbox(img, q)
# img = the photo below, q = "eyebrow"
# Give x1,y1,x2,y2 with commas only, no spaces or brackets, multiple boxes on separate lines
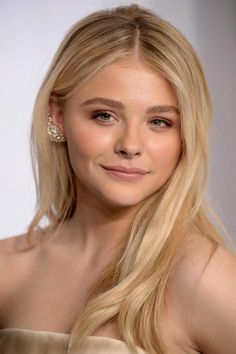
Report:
80,97,180,115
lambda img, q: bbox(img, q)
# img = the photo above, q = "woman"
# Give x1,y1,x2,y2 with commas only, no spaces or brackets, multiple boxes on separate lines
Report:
0,4,235,354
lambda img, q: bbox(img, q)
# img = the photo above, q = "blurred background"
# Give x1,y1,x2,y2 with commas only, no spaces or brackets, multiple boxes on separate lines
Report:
0,0,235,245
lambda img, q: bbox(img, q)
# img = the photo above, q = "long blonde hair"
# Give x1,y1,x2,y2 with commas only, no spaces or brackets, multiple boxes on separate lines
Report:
28,4,234,354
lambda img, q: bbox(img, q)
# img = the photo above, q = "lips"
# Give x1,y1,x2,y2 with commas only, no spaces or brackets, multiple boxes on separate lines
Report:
102,165,149,175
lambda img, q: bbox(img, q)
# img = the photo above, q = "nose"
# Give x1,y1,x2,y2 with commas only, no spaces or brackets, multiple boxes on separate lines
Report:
114,125,143,159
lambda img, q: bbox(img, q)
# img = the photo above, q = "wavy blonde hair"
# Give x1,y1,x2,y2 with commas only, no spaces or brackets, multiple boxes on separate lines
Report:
28,4,234,354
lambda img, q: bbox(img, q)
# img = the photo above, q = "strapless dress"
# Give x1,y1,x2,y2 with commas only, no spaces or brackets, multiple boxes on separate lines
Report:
0,328,147,354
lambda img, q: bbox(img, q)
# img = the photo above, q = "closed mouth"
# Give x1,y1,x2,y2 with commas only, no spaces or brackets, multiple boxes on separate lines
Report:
102,165,149,175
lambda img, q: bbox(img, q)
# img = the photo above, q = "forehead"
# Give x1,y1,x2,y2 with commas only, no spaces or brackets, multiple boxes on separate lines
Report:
70,57,178,108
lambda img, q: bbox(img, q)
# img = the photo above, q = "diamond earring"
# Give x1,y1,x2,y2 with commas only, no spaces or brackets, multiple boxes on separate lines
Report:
47,114,66,143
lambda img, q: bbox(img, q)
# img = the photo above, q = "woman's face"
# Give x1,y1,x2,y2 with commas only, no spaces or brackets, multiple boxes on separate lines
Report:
50,58,182,209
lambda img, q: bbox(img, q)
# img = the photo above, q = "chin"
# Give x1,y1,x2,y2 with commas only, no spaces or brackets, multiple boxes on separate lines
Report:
100,193,147,210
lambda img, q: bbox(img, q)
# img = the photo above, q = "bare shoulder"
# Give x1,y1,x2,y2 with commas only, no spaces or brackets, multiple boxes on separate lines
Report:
0,233,31,255
0,228,50,256
166,232,220,308
0,233,33,275
0,231,48,271
187,238,236,354
161,233,217,352
0,233,40,312
166,232,236,354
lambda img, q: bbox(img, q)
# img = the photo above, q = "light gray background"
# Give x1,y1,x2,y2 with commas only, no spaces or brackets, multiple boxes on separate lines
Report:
0,0,235,242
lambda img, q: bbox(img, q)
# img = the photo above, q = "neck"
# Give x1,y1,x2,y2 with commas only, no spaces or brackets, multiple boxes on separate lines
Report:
51,191,143,266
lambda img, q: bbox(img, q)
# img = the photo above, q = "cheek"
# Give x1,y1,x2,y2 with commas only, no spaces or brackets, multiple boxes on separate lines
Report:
65,123,112,163
149,134,182,168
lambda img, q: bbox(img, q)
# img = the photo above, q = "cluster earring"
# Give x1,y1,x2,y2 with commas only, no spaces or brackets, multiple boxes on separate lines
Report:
47,114,66,143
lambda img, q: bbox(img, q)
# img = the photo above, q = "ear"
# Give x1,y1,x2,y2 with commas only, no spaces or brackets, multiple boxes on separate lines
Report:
48,96,65,134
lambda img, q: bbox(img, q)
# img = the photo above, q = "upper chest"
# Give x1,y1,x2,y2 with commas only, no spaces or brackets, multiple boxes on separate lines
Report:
1,241,201,354
2,246,100,329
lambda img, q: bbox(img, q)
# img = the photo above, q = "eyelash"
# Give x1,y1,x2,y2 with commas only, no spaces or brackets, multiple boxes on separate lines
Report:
91,111,172,128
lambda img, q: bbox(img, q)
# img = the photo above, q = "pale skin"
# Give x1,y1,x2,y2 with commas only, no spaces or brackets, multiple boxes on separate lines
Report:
0,57,236,354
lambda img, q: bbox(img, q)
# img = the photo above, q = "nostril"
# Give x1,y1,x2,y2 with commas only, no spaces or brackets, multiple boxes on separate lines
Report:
118,150,141,158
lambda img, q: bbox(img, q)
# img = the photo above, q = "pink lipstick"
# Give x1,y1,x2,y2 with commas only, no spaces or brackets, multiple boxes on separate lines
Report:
101,165,149,181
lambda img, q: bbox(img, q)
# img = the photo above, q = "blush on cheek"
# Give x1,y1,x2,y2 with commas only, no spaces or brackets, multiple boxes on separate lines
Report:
152,139,181,175
151,137,181,155
65,128,101,177
67,127,94,155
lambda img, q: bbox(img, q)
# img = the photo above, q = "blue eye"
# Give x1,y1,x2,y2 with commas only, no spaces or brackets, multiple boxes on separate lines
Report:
151,119,171,128
90,112,171,128
91,112,113,121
